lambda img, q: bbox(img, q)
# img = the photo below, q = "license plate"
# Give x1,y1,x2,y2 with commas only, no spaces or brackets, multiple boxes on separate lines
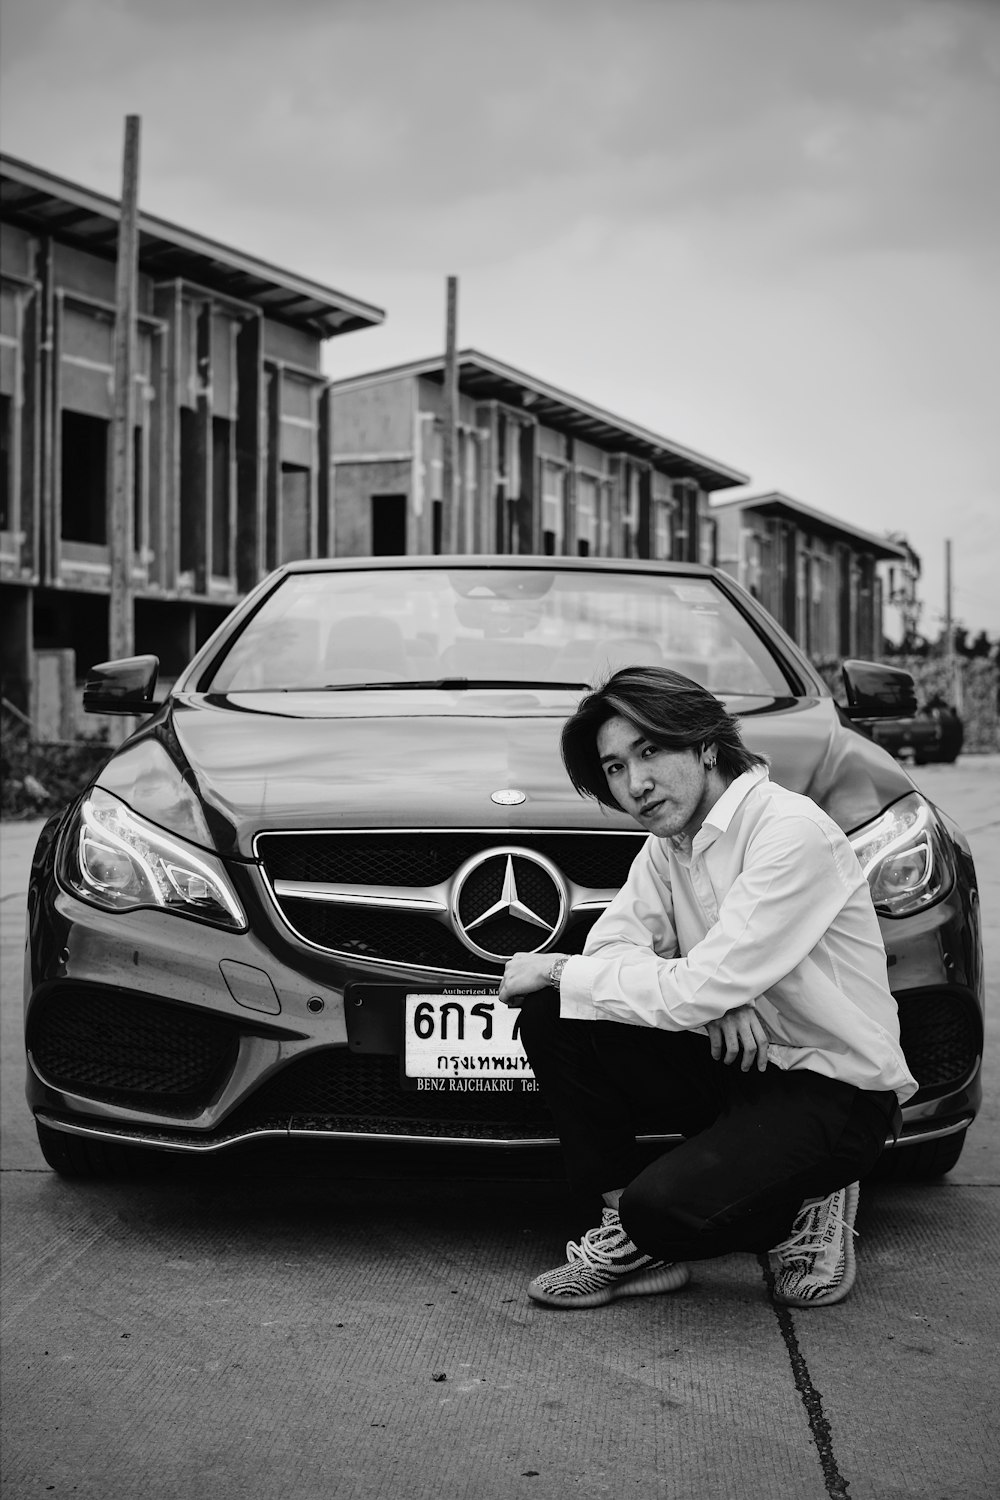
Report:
403,990,536,1089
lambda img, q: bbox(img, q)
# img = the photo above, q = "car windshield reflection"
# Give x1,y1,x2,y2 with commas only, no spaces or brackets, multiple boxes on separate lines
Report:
205,567,791,696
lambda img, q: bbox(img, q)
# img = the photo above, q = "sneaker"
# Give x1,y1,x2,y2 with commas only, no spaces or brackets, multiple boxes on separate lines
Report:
527,1206,690,1309
770,1182,860,1308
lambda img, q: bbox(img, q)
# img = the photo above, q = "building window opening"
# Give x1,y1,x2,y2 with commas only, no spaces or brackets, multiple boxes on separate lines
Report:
598,484,611,556
622,468,640,559
653,501,671,560
700,516,717,568
507,423,521,503
179,406,201,572
428,426,443,498
505,497,518,555
542,463,565,557
576,475,597,558
371,493,407,556
212,416,232,575
0,393,12,532
60,410,108,544
132,424,143,557
428,425,444,554
495,413,507,553
280,463,310,565
463,430,478,551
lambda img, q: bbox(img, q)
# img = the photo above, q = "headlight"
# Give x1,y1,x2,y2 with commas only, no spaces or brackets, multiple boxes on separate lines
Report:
60,788,246,930
850,792,955,918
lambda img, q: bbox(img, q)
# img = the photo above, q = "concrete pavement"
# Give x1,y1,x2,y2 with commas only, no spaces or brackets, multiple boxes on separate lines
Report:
2,757,998,1499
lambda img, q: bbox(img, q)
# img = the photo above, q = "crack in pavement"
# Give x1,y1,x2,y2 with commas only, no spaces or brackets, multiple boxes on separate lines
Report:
759,1254,853,1499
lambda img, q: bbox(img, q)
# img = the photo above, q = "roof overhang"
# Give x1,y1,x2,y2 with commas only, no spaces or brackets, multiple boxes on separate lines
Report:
710,491,907,560
329,349,749,492
0,153,384,340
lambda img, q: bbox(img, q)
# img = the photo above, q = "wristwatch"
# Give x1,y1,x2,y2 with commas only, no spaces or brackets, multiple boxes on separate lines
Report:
548,956,568,989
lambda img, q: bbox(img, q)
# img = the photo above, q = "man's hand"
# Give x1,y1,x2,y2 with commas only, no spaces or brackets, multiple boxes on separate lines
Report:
497,952,565,1007
707,1004,770,1072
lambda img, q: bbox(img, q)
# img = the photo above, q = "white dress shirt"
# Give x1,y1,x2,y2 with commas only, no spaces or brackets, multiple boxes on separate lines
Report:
560,767,918,1103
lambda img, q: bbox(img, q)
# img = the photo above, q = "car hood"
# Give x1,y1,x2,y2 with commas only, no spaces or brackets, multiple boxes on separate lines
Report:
132,688,915,859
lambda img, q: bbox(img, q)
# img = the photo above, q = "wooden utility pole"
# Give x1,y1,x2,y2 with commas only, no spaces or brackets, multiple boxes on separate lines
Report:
442,275,459,553
944,536,962,710
109,114,141,662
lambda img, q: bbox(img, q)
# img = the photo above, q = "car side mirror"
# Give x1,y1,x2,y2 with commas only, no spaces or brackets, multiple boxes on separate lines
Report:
83,655,162,716
841,659,918,720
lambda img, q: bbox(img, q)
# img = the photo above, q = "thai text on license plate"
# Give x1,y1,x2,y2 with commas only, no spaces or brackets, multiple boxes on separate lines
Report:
404,991,535,1084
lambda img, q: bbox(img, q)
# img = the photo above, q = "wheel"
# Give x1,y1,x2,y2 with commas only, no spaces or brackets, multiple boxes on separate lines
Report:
36,1121,166,1180
869,1129,967,1181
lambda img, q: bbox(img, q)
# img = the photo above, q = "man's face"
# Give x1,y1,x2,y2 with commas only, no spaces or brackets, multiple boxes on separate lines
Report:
596,713,718,840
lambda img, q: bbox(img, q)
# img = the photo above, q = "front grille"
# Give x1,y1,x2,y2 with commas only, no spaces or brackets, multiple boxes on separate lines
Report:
257,831,644,889
257,829,641,974
225,1050,558,1141
897,991,981,1100
29,987,240,1111
281,902,601,974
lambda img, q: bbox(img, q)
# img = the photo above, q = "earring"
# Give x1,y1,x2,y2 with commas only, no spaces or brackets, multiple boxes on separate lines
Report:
705,755,717,769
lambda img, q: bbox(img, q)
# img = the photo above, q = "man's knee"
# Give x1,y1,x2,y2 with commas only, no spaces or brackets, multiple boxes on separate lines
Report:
619,1137,766,1250
620,1149,808,1260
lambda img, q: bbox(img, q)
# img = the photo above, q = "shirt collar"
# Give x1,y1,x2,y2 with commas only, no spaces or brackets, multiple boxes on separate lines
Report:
702,765,769,836
668,765,769,856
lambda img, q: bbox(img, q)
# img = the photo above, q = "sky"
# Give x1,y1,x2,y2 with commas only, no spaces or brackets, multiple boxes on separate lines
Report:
2,0,998,639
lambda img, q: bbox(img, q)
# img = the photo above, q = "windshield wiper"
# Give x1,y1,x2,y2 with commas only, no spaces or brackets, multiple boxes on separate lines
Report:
320,678,590,692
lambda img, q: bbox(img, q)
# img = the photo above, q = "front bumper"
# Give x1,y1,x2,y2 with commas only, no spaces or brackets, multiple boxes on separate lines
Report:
26,856,984,1161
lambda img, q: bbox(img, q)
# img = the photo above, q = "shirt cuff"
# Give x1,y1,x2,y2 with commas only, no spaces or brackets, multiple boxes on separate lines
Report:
557,954,604,1021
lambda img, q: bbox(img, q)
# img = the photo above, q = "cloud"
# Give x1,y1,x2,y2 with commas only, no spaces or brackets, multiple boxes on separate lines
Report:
4,0,998,275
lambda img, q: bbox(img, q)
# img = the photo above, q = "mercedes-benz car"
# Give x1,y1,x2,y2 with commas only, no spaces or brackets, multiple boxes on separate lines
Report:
24,557,984,1180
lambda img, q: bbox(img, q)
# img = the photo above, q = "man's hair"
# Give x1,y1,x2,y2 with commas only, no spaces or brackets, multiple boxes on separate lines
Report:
561,665,768,811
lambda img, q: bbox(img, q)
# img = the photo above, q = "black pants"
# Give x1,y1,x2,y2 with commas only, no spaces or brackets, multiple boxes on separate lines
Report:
518,993,899,1264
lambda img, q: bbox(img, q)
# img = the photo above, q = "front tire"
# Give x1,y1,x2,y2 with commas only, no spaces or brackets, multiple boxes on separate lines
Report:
36,1121,166,1180
870,1129,967,1181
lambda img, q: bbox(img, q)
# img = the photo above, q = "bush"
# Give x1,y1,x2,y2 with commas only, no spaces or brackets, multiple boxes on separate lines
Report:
1,705,113,819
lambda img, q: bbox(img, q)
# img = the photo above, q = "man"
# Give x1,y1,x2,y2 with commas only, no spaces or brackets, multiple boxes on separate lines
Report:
497,667,916,1311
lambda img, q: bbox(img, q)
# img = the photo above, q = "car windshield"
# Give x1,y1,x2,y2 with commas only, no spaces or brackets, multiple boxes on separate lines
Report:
205,567,792,695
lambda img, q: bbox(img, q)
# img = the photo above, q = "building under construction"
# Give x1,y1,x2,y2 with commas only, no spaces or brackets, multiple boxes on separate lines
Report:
0,153,384,725
711,492,907,662
327,351,748,563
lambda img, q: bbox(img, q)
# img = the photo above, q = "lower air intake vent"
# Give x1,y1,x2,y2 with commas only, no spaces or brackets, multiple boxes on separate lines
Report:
29,987,240,1110
897,991,981,1100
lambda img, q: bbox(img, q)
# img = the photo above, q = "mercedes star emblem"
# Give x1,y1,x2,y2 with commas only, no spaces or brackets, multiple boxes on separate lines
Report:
451,847,568,963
